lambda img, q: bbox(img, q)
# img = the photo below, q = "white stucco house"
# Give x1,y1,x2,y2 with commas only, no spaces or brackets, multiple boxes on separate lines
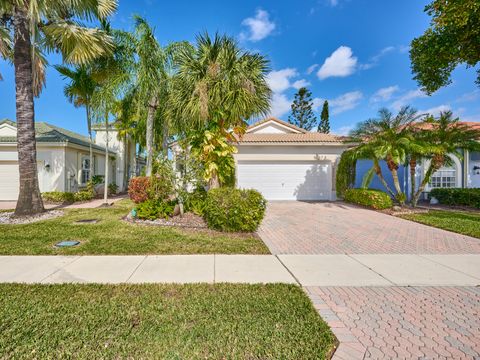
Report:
0,119,138,200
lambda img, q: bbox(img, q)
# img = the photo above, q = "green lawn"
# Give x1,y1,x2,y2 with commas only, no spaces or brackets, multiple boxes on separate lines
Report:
400,210,480,238
0,283,336,359
0,200,269,255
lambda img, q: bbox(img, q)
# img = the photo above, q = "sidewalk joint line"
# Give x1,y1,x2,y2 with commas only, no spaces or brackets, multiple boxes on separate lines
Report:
275,255,301,286
40,255,82,283
126,255,148,283
417,254,480,281
213,254,216,284
346,254,398,286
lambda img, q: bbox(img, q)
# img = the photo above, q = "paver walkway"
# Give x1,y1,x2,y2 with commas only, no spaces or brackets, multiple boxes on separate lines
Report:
306,286,480,360
259,201,480,254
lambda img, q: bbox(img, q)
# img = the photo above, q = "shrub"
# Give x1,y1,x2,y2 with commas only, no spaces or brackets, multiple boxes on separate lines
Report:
430,188,480,208
108,183,118,195
128,177,150,203
344,188,393,210
183,188,207,216
204,188,267,232
147,174,174,201
136,199,176,220
73,190,94,202
42,191,75,203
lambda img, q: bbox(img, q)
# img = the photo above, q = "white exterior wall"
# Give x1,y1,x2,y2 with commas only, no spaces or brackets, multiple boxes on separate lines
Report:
94,129,133,191
37,147,66,192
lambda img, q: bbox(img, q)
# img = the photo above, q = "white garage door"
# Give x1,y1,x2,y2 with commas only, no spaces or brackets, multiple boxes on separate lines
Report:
237,161,332,200
0,161,20,200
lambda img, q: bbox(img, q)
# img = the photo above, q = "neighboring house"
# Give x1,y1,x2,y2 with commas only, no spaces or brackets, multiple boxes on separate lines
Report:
355,121,480,199
172,117,351,201
0,119,138,201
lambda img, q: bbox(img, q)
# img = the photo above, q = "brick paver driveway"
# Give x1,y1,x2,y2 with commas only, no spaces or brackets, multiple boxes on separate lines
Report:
258,201,480,254
306,287,480,359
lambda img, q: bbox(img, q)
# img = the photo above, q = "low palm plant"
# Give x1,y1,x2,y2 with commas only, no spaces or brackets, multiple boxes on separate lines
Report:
0,0,117,215
350,107,425,205
411,111,480,206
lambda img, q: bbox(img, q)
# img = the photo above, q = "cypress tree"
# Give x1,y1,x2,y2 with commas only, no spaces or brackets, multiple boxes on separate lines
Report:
318,100,330,133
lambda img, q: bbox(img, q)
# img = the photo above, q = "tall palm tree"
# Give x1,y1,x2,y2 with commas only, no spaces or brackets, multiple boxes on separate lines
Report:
55,64,97,181
411,111,480,206
350,107,424,205
0,0,117,216
130,16,190,176
171,33,271,188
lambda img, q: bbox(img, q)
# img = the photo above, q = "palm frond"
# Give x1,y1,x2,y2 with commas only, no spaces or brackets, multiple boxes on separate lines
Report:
42,21,114,64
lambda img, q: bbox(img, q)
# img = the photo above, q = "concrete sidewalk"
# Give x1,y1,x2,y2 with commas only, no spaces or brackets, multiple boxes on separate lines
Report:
0,195,127,211
0,254,479,286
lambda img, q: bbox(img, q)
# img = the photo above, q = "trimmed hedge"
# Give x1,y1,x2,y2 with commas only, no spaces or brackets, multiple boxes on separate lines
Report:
42,190,94,204
136,199,176,220
430,188,480,209
344,188,393,210
204,188,267,232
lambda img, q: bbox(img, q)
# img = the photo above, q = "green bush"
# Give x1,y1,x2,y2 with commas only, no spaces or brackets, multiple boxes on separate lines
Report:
183,188,207,216
108,183,118,195
204,188,267,232
430,188,480,208
42,190,94,203
42,191,75,203
136,199,176,220
73,190,94,202
344,188,393,210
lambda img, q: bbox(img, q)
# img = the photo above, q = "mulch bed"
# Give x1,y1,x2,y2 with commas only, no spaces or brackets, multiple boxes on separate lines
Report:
123,212,260,240
0,210,64,225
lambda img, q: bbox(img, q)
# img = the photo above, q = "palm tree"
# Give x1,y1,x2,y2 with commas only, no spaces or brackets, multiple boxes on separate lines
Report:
0,0,117,216
171,33,271,188
55,65,98,181
350,107,424,205
411,111,480,206
129,16,190,176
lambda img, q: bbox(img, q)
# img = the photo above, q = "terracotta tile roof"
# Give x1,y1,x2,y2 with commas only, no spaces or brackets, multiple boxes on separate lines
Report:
247,117,308,133
237,132,347,144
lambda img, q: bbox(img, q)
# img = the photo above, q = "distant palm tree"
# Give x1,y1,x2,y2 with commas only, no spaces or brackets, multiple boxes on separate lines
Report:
350,107,424,205
55,65,97,181
171,33,271,188
411,111,480,206
0,0,117,216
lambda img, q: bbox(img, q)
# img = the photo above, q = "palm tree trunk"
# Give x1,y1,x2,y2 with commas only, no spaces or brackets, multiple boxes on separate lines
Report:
209,172,220,189
409,157,417,207
412,161,441,207
390,168,406,205
162,120,169,158
87,105,93,182
373,160,395,198
103,115,109,205
145,96,157,176
123,134,128,190
13,8,44,216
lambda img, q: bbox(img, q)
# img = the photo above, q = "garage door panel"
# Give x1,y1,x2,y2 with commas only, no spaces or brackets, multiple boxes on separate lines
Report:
237,161,332,201
0,161,20,200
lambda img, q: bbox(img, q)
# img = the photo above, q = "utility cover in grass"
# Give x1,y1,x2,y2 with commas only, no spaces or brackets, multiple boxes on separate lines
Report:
55,240,80,247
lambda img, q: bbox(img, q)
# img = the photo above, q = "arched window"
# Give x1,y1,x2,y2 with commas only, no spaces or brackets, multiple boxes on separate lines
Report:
430,166,456,188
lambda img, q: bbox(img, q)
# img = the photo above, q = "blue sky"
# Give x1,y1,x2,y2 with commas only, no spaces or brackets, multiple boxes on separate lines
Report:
1,0,479,136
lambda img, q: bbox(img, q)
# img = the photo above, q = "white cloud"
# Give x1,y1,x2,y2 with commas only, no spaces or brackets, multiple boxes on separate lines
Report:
306,64,319,74
334,125,354,136
456,90,480,103
269,93,292,118
329,0,339,6
312,97,325,111
317,46,357,80
292,79,311,89
240,9,276,42
330,91,363,115
265,68,298,93
418,104,451,117
370,85,399,103
360,46,395,70
391,89,427,111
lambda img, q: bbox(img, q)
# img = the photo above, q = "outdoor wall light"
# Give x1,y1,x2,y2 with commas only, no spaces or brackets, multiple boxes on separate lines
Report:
44,161,51,171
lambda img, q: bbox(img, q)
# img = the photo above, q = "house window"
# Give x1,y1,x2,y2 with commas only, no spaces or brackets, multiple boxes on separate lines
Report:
81,157,91,184
430,167,456,188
